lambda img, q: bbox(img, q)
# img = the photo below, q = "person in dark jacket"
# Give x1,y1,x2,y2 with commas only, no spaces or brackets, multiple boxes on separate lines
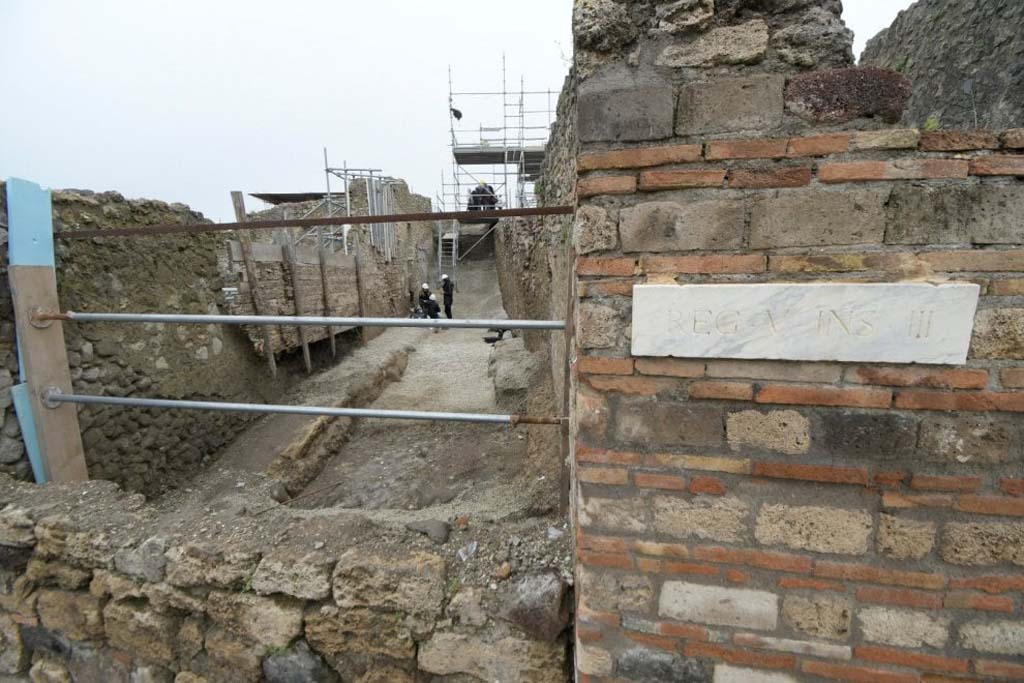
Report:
441,274,454,319
468,182,497,210
425,293,442,333
418,283,432,311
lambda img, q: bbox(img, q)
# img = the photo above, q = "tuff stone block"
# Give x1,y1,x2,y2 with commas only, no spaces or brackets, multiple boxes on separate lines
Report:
614,398,725,448
417,633,566,682
305,605,415,661
918,414,1016,464
579,495,648,534
331,549,445,616
749,187,889,248
942,521,1024,566
654,495,750,543
573,205,620,255
579,567,654,613
206,591,304,648
858,607,950,649
579,68,675,143
36,590,105,642
657,20,769,68
820,411,919,461
971,307,1024,359
959,620,1024,656
782,594,852,640
726,410,810,455
618,647,712,683
660,581,778,630
677,75,785,136
103,600,179,665
578,302,624,350
877,515,936,561
755,505,872,555
619,201,745,253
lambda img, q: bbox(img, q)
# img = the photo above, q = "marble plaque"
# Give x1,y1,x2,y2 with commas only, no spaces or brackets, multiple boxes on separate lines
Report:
631,283,980,364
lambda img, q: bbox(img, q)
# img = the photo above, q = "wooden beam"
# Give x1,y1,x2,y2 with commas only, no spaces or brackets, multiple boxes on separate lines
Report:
6,179,87,482
316,227,337,357
283,232,313,374
231,192,277,378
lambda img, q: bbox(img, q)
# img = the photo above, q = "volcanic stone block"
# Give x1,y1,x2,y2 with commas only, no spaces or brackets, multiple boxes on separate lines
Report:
678,75,785,135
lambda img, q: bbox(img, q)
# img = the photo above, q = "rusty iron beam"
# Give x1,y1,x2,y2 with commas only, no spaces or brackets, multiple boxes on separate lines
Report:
53,206,576,240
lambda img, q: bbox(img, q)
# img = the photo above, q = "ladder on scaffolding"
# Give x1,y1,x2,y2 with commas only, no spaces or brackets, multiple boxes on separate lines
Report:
438,220,459,283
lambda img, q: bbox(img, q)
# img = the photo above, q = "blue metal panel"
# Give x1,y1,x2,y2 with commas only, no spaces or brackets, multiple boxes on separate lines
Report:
6,178,54,483
11,383,47,483
6,178,55,267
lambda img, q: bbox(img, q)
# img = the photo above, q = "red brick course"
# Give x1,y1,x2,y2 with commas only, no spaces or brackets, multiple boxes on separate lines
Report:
578,356,635,376
970,154,1024,176
819,159,969,182
753,462,870,487
943,592,1014,613
706,139,789,160
854,645,970,675
684,642,796,670
579,467,631,486
642,254,767,274
846,366,989,390
689,381,755,401
577,144,703,171
787,133,850,157
639,169,726,191
801,660,918,683
694,546,813,573
756,384,893,409
920,130,1000,152
634,472,687,491
634,358,705,378
577,175,637,198
814,561,947,590
909,474,983,493
856,586,943,609
577,257,637,277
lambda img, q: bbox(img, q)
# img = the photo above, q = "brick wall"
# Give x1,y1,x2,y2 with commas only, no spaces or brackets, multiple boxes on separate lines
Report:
569,3,1024,682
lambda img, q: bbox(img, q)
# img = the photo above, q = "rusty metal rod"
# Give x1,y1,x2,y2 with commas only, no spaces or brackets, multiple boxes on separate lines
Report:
53,206,575,240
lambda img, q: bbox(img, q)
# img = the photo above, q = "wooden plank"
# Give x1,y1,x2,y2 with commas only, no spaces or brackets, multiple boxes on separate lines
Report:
316,227,337,357
10,266,88,482
231,192,277,378
283,234,313,373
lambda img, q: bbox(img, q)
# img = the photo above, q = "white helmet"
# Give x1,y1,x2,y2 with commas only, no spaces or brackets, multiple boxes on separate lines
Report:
441,274,449,280
422,283,430,290
429,294,437,301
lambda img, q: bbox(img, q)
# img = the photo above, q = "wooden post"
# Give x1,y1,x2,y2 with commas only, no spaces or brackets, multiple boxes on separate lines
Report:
283,232,313,374
6,179,88,482
230,192,277,378
316,226,337,357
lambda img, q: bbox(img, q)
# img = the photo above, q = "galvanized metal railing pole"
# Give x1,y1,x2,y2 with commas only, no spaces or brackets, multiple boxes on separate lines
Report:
33,311,566,331
44,391,565,427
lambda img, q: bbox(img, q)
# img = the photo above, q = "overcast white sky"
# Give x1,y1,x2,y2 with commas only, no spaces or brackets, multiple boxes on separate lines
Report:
1,1,914,221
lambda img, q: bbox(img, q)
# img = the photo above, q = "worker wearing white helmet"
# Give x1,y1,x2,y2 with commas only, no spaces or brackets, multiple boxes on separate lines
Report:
441,274,455,320
418,283,431,310
425,293,442,332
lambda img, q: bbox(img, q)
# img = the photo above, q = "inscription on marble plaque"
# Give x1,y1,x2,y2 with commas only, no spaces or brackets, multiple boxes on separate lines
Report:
631,283,980,364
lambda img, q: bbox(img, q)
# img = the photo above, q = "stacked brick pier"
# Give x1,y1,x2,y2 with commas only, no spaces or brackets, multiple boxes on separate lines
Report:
569,2,1024,682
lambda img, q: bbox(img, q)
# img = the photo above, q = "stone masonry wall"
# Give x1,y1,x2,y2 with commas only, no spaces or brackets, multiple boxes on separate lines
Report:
861,0,1024,130
0,474,570,682
569,2,1024,682
0,185,303,496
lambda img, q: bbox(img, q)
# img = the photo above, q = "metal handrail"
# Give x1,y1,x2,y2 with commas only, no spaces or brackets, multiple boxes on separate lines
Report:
32,310,566,331
44,391,564,426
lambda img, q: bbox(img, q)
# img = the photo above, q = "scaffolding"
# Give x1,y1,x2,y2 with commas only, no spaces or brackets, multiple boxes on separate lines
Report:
438,56,556,215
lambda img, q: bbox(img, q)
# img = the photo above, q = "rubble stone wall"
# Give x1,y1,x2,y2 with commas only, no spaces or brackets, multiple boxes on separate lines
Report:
861,0,1024,130
567,2,1024,682
0,476,570,682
